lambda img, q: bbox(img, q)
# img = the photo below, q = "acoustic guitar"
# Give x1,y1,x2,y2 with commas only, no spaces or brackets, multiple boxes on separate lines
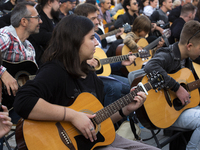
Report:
102,19,115,33
94,47,150,76
192,62,200,78
119,29,171,73
135,68,200,129
2,60,37,87
15,72,164,150
100,23,131,40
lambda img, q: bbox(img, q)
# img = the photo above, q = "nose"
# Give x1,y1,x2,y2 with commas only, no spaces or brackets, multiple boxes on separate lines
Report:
39,18,43,24
94,38,99,46
95,18,99,25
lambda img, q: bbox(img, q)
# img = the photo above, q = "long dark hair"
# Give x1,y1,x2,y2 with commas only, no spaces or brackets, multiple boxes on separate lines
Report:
43,14,94,78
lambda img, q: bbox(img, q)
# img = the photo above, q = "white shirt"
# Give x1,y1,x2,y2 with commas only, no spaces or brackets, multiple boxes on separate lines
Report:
143,5,156,17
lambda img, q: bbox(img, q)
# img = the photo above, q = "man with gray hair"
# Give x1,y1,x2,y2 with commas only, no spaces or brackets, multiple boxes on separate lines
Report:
0,1,42,98
0,1,42,149
0,1,42,122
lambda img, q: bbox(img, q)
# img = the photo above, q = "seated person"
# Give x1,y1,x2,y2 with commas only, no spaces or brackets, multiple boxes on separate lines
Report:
107,15,164,58
144,20,200,150
114,0,138,29
13,14,160,150
168,3,196,44
168,0,192,22
143,0,158,17
149,0,172,36
110,0,124,16
138,0,149,15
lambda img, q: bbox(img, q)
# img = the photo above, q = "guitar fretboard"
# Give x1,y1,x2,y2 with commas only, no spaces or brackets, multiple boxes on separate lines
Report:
144,37,161,52
100,53,139,65
188,79,200,91
100,29,121,40
94,82,152,124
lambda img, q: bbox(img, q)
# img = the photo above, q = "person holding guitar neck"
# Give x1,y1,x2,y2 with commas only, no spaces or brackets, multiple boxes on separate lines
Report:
14,14,159,150
144,20,200,150
75,3,138,107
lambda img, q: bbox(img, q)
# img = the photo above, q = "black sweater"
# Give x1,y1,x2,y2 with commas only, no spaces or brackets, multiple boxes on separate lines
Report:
14,61,104,119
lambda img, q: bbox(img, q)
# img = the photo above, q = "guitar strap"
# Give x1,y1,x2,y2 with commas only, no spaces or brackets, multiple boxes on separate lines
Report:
128,112,141,140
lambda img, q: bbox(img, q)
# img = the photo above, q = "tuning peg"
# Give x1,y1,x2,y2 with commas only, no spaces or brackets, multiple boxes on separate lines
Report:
158,87,161,91
161,85,165,88
142,58,144,61
155,89,158,93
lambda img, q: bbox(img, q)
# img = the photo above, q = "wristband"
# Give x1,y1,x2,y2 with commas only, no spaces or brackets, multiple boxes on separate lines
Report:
119,109,126,118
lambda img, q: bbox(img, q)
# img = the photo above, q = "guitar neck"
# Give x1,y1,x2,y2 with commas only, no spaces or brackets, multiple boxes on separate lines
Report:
100,53,138,65
100,29,120,40
143,37,161,51
93,82,152,124
188,79,200,91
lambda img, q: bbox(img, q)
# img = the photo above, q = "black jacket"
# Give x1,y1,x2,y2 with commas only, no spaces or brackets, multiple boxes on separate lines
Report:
144,42,198,92
168,5,182,22
28,10,59,66
114,12,137,29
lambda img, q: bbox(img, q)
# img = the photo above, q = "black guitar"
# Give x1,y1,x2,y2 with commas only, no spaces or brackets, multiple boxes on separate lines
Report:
2,60,38,87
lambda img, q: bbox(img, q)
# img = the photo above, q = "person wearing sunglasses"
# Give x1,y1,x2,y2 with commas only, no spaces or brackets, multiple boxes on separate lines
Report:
114,0,139,29
144,20,200,150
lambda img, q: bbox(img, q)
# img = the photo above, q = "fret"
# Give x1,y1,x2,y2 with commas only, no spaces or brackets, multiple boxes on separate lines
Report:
144,37,161,51
126,95,132,104
94,81,155,124
100,29,120,40
100,54,130,65
188,79,200,91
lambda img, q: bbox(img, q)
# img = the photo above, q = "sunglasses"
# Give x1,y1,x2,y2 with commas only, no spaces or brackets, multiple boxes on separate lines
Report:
133,2,138,5
187,30,200,45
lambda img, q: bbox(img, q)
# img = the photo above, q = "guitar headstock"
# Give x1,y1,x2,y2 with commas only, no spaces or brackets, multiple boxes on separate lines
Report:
138,50,151,58
147,71,165,92
123,23,132,33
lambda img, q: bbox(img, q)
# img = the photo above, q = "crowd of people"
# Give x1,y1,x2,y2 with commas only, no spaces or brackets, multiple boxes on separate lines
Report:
0,0,200,149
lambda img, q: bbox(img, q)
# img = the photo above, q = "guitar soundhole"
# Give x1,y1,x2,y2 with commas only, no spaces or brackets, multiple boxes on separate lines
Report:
173,98,185,111
15,71,30,87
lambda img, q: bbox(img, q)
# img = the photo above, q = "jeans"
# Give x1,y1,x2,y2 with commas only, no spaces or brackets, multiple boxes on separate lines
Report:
172,105,200,150
99,74,130,107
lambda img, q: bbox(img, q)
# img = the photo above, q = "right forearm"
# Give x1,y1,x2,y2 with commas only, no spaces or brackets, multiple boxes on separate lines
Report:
28,98,77,122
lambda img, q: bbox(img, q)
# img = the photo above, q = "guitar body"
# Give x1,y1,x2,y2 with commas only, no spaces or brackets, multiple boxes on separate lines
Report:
120,33,127,39
122,38,150,72
139,68,200,129
16,93,115,150
94,47,111,76
192,62,200,78
103,19,109,33
2,60,38,86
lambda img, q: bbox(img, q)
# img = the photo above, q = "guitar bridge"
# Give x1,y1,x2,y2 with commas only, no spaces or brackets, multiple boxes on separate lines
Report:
56,122,76,150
